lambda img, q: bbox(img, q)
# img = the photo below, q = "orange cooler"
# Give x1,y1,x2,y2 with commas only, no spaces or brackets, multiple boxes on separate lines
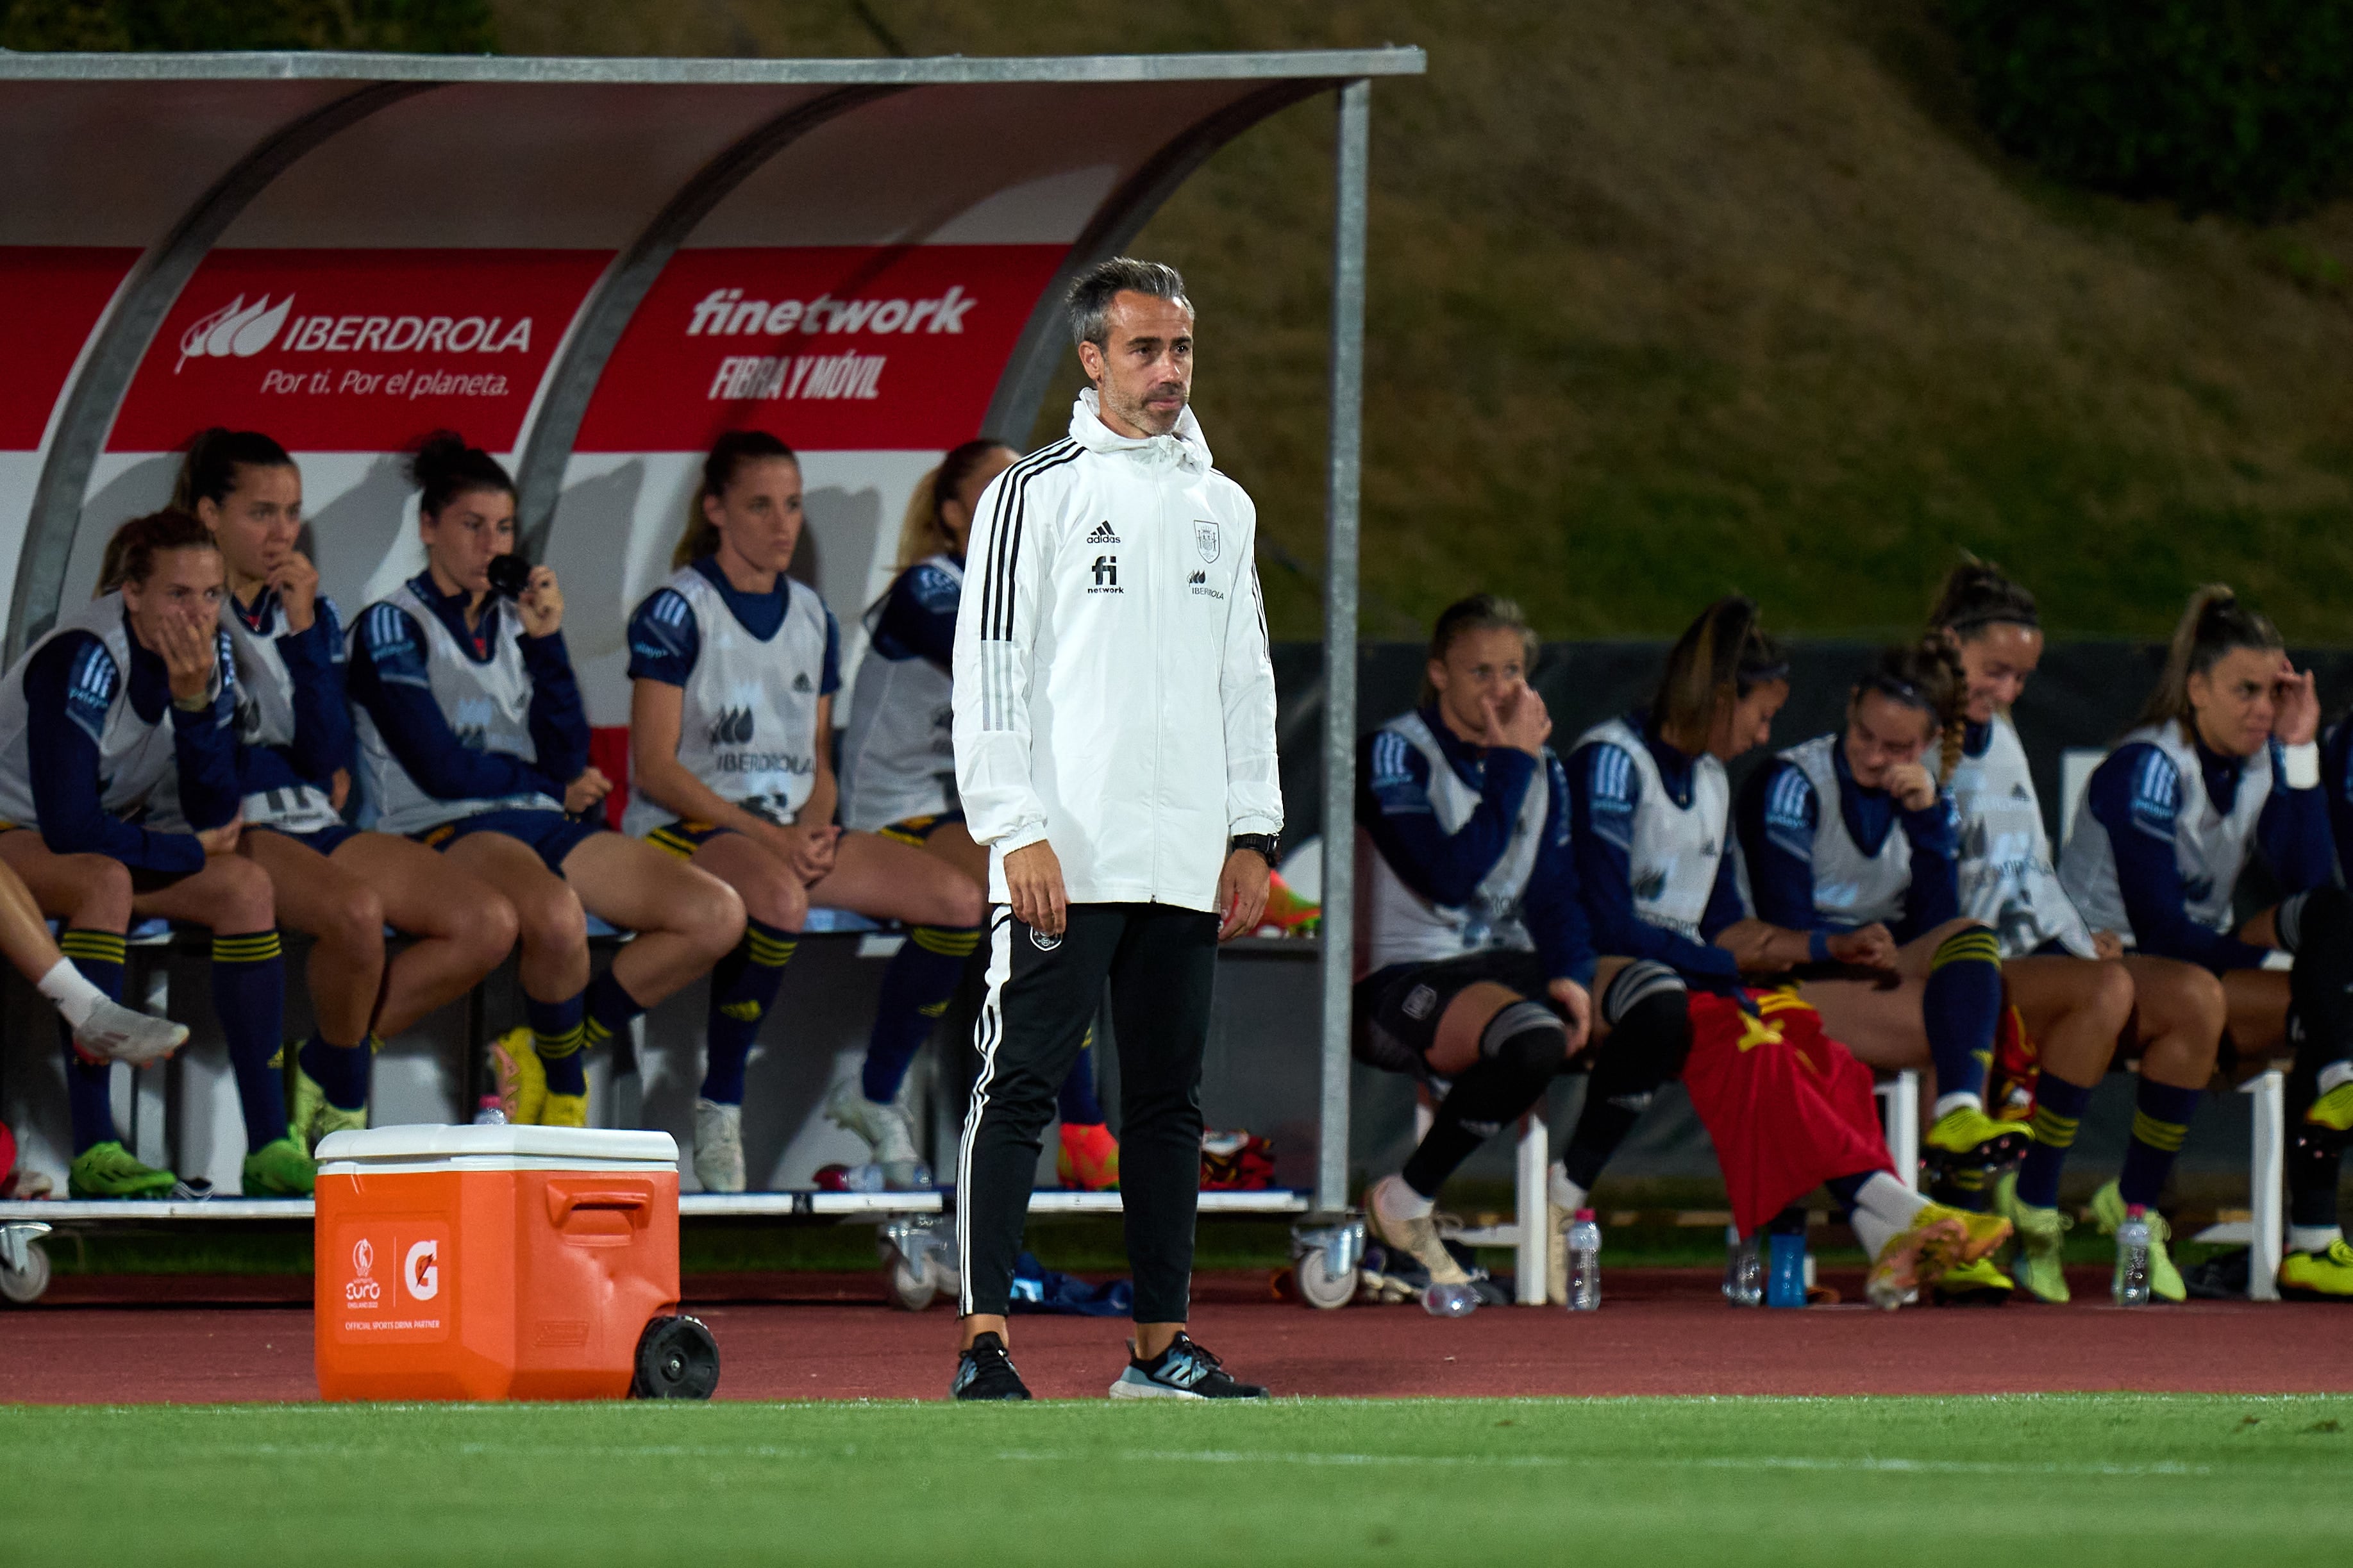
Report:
314,1125,682,1401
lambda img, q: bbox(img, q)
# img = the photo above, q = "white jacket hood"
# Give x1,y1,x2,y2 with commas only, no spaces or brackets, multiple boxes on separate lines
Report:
1068,387,1214,474
953,391,1281,912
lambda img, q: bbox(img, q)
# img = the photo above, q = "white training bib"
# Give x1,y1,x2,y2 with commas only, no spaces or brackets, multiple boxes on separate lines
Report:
1359,709,1553,974
1947,716,2095,959
840,554,959,833
1777,732,1915,931
351,584,560,835
622,565,828,839
2061,721,2269,944
0,592,228,833
222,592,345,835
1573,715,1729,941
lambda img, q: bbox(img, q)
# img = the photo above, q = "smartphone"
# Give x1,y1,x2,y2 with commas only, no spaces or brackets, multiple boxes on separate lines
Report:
485,553,533,599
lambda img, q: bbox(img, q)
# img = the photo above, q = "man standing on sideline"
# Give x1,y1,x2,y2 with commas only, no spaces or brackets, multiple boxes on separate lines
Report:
948,257,1283,1401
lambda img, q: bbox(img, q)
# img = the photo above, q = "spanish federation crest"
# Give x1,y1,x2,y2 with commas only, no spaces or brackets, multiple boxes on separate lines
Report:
1193,519,1221,563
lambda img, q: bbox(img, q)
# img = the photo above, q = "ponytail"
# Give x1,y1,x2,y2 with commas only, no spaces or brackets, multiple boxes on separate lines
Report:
1651,595,1787,751
893,439,1012,571
407,430,512,522
1928,555,2039,641
172,426,294,513
675,430,797,569
1855,637,1969,785
2135,584,2282,733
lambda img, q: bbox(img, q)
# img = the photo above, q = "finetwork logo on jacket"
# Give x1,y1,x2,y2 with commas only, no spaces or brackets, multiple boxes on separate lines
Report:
1089,555,1121,594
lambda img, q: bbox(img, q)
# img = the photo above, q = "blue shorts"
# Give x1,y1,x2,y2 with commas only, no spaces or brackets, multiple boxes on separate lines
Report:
250,822,360,856
644,817,730,860
415,808,607,874
876,810,966,847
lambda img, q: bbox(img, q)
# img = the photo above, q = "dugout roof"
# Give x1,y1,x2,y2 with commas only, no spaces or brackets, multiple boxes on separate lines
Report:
0,46,1421,1208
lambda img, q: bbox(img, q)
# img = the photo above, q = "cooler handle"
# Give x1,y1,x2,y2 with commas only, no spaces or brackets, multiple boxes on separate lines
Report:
546,1187,652,1229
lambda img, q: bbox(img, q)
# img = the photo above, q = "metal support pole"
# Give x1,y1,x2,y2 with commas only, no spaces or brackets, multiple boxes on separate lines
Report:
2245,1069,2284,1301
1316,78,1370,1215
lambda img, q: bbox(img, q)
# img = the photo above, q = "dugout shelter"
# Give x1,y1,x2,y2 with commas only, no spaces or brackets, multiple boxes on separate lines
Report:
0,47,1420,1244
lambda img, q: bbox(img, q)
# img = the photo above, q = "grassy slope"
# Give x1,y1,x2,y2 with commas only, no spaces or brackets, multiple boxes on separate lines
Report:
12,1395,2350,1564
493,1,2353,642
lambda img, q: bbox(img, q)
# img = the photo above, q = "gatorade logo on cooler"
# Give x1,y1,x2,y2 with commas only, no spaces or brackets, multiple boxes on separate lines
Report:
406,1239,440,1302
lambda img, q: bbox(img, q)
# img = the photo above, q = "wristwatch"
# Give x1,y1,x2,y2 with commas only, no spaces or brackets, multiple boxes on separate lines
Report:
1228,832,1280,869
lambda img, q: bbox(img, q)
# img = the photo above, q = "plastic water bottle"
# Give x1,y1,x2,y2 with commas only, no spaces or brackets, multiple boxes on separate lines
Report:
1724,1226,1763,1306
472,1095,506,1126
1421,1281,1480,1317
2113,1204,2153,1307
1564,1208,1602,1312
1766,1230,1807,1308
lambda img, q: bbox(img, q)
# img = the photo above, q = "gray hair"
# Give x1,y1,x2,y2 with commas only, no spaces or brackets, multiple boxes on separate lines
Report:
1066,257,1190,350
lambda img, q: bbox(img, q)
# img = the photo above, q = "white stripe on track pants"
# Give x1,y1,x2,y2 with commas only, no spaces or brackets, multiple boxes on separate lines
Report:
957,902,1218,1322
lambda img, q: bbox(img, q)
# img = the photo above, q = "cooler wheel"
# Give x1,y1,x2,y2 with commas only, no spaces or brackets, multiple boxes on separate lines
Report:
631,1314,720,1399
0,1226,51,1306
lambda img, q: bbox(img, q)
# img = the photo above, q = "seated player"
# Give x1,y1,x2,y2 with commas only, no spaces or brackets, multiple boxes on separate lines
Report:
1929,561,2217,1303
2062,585,2352,1300
0,509,311,1197
839,440,1115,1190
349,432,741,1128
625,431,981,1190
1734,640,2025,1291
1568,596,2009,1290
1352,595,1601,1291
174,428,519,1150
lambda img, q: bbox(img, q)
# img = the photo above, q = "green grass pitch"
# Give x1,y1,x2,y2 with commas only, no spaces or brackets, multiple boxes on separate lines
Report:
7,1394,2344,1565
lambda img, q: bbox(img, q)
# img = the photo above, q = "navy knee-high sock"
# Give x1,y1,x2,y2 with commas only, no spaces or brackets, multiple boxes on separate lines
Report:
2119,1080,2200,1209
1922,928,2004,1110
860,924,978,1103
526,991,587,1097
56,929,127,1153
212,931,289,1152
2013,1072,2091,1210
581,967,646,1060
1057,1026,1104,1126
297,1031,373,1112
702,920,798,1105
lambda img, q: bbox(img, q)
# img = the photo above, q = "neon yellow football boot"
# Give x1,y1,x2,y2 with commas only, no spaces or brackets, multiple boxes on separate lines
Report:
2089,1181,2183,1303
2279,1238,2353,1300
539,1089,589,1128
67,1140,176,1199
2306,1081,2353,1133
1867,1199,2012,1310
242,1135,317,1197
1923,1104,2031,1174
288,1060,369,1155
1995,1169,2073,1304
1931,1255,2016,1302
489,1026,546,1127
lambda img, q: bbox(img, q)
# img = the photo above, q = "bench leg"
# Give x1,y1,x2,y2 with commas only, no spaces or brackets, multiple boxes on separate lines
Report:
1515,1112,1549,1305
2244,1069,2284,1303
1875,1069,1921,1192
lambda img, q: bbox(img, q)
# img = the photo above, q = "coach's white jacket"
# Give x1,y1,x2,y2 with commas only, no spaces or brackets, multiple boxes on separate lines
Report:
952,389,1282,912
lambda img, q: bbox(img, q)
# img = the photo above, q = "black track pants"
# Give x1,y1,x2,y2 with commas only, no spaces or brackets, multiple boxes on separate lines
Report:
957,902,1218,1322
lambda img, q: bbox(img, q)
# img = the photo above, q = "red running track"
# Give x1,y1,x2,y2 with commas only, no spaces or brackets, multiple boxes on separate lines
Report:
5,1269,2349,1404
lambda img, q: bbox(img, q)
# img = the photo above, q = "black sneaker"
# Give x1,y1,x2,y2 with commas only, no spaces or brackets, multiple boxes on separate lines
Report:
1107,1333,1268,1400
951,1332,1033,1401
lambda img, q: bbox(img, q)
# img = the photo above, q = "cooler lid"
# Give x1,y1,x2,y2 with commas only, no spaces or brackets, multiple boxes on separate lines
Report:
315,1124,678,1169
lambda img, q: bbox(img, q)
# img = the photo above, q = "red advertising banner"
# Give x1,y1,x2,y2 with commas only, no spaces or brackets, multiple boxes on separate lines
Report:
573,245,1066,453
108,249,612,453
0,247,138,451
